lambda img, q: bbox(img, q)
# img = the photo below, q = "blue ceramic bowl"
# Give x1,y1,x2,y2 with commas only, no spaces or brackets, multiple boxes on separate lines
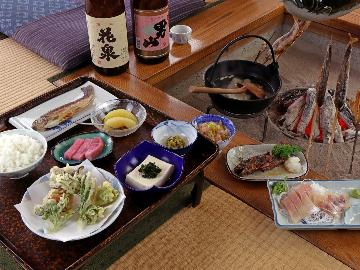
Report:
191,114,236,150
114,141,184,193
151,120,198,155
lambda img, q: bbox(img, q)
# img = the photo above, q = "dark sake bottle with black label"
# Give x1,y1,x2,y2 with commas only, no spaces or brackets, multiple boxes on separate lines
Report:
132,0,170,64
86,0,129,75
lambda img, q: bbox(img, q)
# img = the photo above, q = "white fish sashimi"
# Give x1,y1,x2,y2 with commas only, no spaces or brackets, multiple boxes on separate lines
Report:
297,88,317,135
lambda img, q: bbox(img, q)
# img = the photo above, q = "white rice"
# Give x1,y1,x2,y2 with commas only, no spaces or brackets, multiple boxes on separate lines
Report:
0,134,44,172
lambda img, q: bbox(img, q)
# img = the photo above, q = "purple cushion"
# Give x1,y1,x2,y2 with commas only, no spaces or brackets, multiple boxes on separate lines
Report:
12,0,205,70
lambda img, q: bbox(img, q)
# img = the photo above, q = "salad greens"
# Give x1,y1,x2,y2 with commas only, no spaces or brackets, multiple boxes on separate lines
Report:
34,165,119,231
272,144,302,159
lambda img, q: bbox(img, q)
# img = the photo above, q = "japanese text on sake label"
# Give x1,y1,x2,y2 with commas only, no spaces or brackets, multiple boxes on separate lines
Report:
86,13,129,68
134,9,169,52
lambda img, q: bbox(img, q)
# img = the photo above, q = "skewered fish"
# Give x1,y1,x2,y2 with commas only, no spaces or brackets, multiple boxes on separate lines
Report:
32,85,95,132
282,96,305,130
335,34,358,109
320,90,337,143
316,42,332,106
297,88,317,135
265,16,311,62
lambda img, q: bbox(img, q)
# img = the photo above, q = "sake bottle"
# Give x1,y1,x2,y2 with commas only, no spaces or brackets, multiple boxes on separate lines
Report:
132,0,170,64
86,0,129,75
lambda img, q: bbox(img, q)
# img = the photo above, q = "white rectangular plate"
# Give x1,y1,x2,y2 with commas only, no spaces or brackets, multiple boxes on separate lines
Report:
9,81,117,141
268,180,360,230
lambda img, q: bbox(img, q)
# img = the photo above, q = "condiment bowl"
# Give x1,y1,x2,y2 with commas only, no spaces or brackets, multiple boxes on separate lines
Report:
151,120,198,155
114,141,184,193
0,129,47,179
91,99,147,137
191,114,236,150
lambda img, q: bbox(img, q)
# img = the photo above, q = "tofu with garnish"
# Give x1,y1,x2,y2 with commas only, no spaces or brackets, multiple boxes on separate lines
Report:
125,155,174,190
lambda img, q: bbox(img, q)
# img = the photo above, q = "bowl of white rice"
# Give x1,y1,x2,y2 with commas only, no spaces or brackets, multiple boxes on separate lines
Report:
0,129,47,179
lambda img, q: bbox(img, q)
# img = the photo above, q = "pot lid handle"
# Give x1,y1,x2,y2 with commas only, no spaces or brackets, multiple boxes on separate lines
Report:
209,35,278,85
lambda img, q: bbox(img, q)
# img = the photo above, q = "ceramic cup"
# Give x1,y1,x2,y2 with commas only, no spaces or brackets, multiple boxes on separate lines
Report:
170,25,192,45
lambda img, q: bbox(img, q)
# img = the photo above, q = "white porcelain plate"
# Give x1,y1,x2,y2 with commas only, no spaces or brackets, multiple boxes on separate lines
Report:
226,144,308,181
18,167,125,242
9,81,117,141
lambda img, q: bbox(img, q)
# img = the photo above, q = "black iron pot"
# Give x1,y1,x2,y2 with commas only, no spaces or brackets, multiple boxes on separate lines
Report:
204,35,282,116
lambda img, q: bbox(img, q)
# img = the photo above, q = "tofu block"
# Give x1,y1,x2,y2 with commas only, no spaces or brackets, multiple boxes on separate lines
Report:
125,155,174,191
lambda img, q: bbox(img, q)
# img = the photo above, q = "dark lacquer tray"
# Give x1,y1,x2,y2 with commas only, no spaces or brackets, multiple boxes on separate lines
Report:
0,77,218,270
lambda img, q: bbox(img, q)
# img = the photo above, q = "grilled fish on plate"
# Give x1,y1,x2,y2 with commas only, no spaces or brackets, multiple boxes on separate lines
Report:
32,85,95,131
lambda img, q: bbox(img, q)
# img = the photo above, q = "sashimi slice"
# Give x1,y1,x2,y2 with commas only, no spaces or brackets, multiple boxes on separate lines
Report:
280,194,302,223
85,137,105,160
64,139,85,160
293,184,317,218
72,139,92,161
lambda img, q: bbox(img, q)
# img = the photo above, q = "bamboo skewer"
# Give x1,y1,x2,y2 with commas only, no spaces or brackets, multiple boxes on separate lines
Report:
324,109,339,174
349,125,359,174
306,105,319,160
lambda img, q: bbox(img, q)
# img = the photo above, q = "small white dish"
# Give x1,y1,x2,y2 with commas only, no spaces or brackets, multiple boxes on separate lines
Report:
170,25,192,44
0,129,47,179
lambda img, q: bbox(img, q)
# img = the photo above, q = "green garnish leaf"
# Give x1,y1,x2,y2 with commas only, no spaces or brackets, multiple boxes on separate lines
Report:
350,189,360,199
272,181,288,195
272,144,302,159
139,162,161,179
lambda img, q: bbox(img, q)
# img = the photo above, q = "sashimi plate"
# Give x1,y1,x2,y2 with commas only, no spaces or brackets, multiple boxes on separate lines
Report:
9,81,117,141
15,162,125,242
51,132,113,165
268,180,360,230
226,144,308,181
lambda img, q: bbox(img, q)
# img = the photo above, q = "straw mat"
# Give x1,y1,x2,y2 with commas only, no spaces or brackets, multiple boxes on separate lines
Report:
109,186,349,270
0,38,60,115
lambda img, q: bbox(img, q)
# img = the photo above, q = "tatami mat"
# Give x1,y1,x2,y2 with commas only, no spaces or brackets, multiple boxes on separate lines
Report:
0,38,60,115
109,186,349,270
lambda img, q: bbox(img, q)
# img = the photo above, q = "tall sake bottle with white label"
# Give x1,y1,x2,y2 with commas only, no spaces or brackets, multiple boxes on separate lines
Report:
86,0,129,75
132,0,170,64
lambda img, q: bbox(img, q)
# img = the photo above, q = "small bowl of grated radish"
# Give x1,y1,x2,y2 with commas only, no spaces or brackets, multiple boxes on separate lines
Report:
0,129,47,179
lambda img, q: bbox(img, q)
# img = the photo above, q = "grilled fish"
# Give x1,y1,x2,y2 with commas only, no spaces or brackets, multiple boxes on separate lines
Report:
265,16,311,62
335,34,358,109
298,88,317,135
320,90,337,143
283,96,305,130
32,85,95,132
316,42,332,106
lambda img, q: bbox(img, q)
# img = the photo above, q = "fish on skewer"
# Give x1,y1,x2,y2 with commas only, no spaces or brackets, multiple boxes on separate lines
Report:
264,16,311,62
335,34,358,109
297,88,317,135
32,85,95,132
282,96,306,130
316,41,332,106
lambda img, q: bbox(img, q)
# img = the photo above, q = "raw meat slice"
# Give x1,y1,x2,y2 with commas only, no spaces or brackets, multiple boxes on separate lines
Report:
85,137,105,160
72,139,92,161
64,139,85,160
280,194,302,223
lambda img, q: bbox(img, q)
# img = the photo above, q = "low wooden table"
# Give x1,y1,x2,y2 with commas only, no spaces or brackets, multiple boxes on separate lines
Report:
0,76,218,270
